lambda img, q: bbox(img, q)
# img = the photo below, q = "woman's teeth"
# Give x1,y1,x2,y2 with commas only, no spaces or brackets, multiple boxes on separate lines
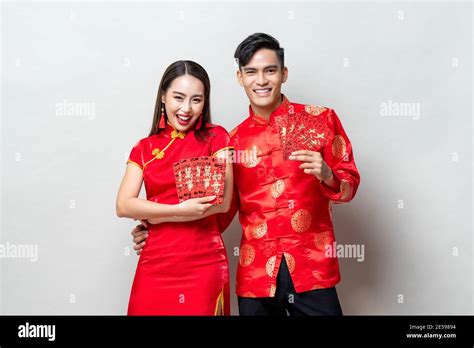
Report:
176,114,192,125
177,115,192,121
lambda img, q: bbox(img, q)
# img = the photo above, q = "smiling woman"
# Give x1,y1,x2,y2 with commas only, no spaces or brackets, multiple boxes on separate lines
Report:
149,60,213,140
115,60,234,315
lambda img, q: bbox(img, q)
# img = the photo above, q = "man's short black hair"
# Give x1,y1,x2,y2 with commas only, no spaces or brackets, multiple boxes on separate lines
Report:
234,33,284,70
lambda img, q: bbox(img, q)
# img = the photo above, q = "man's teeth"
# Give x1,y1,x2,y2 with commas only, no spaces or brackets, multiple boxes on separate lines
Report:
255,89,271,92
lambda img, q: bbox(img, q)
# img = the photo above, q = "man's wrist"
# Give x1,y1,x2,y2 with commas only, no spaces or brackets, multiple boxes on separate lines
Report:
322,170,339,191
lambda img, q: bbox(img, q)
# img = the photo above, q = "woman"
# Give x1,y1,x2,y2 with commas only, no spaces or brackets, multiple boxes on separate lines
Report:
116,60,233,315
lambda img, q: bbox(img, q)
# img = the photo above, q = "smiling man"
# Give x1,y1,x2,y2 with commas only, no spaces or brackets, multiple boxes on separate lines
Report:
225,33,360,315
132,33,360,315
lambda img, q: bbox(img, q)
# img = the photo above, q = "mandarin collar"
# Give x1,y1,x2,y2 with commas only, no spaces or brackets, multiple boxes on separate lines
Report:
249,94,290,125
164,121,187,139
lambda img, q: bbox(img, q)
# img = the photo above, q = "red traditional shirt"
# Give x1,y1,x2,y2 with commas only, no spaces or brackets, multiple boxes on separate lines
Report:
218,96,360,298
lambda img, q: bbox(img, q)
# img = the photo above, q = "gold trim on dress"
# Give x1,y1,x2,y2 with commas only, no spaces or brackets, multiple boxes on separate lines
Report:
213,146,235,157
171,129,186,139
143,129,187,169
127,160,143,170
214,288,225,316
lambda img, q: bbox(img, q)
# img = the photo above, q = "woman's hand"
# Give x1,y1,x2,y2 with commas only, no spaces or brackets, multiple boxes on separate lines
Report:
177,196,216,217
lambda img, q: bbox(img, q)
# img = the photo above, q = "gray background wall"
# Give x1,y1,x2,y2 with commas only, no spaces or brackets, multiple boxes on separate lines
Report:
0,1,472,315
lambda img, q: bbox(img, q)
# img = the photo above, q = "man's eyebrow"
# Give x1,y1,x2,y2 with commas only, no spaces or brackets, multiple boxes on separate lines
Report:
243,65,279,71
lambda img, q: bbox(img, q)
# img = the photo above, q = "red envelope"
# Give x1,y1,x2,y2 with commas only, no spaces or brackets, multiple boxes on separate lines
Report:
276,111,333,159
173,156,226,205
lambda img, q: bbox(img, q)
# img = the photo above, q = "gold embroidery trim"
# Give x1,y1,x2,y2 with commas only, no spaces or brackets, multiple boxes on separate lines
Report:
212,146,235,157
171,129,186,139
214,288,225,316
126,160,143,170
143,130,187,168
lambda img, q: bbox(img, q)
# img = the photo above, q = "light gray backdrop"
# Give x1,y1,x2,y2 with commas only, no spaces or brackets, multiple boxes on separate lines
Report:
1,0,472,315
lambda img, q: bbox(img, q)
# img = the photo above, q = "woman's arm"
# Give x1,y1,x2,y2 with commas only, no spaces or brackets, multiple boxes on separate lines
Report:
116,164,214,220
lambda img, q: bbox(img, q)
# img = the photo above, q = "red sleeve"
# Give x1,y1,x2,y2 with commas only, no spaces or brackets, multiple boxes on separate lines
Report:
127,140,144,170
319,109,360,203
209,125,234,157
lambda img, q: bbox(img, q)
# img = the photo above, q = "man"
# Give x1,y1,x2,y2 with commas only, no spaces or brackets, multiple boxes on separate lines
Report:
131,33,360,315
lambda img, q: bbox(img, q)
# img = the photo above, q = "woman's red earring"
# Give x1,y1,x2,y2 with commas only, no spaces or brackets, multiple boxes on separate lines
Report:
195,115,203,129
158,105,166,129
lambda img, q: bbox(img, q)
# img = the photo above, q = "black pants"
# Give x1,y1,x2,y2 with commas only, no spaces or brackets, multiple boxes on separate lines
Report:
238,256,343,316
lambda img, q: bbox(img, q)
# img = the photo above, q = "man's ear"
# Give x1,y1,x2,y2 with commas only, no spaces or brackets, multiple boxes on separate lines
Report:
236,69,244,87
282,66,289,83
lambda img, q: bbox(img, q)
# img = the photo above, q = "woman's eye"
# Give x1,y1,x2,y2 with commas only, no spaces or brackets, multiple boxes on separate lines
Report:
193,99,202,103
174,96,183,101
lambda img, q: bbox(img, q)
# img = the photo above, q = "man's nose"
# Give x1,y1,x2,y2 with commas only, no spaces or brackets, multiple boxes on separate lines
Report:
256,72,268,86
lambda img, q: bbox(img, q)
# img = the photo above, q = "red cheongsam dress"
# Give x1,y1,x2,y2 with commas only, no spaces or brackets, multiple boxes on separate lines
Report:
126,123,232,315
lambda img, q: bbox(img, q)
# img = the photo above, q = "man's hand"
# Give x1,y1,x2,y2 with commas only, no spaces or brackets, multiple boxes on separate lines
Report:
289,150,339,190
289,150,333,180
131,222,149,255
